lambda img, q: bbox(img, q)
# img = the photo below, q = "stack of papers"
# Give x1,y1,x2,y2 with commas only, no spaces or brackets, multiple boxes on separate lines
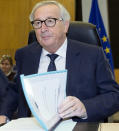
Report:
0,117,76,131
20,70,68,130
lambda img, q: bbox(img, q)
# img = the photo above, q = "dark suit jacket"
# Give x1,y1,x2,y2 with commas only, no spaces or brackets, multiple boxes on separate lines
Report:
0,69,9,107
4,39,119,122
0,69,18,119
0,69,18,120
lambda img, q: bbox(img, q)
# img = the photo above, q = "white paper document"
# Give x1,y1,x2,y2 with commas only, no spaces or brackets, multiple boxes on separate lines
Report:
20,70,67,131
0,117,76,131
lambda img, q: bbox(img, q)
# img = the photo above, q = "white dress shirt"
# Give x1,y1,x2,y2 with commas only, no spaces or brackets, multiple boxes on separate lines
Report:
38,38,67,73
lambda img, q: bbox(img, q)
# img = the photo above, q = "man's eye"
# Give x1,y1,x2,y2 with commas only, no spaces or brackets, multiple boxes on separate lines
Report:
47,19,54,23
35,21,41,25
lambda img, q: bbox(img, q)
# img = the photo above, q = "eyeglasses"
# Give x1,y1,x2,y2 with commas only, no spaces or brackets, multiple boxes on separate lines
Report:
31,18,63,29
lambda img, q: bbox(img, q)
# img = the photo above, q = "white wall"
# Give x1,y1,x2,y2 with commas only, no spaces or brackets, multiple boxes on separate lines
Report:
82,0,109,37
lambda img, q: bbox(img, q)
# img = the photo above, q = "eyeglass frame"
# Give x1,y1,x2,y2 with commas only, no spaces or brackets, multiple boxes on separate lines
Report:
31,18,63,29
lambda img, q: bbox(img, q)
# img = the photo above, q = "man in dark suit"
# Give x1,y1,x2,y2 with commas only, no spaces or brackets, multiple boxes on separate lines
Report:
0,69,18,124
0,69,9,108
15,0,119,122
1,0,119,123
0,69,8,124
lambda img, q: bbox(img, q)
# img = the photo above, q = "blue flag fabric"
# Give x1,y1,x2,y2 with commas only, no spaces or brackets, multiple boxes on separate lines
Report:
89,0,114,75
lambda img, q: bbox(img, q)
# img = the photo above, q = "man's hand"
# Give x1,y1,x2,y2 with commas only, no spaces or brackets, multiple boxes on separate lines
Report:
0,115,7,125
58,96,87,119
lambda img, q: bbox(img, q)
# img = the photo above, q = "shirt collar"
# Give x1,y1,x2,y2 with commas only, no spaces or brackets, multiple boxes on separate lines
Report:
42,38,67,58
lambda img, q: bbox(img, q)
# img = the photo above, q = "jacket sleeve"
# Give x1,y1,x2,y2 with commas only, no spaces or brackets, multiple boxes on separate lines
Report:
82,47,119,121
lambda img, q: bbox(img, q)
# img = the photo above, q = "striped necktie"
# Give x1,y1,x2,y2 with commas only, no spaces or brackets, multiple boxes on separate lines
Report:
47,54,58,71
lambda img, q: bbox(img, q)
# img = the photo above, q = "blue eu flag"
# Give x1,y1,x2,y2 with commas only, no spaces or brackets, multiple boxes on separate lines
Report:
89,0,114,75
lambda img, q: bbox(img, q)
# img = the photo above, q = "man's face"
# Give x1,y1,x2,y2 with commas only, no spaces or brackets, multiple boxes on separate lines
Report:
33,4,69,53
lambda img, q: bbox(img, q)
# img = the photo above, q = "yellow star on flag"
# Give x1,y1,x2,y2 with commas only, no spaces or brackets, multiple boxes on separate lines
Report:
105,47,110,54
102,36,107,42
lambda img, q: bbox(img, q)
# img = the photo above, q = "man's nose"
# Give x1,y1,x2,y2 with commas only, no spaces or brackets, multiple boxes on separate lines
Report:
41,22,48,32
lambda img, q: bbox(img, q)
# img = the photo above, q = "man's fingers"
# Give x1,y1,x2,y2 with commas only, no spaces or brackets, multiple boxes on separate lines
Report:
58,96,87,119
59,104,77,118
58,96,75,113
0,116,6,124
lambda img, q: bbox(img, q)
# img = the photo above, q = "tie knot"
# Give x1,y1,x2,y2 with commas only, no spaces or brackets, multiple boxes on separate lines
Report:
47,54,58,62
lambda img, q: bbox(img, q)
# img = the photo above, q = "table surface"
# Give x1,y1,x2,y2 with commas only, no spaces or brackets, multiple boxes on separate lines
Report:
73,123,99,131
73,122,119,131
1,118,119,131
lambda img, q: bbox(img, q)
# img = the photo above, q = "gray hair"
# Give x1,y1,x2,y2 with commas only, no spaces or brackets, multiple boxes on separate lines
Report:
29,0,70,22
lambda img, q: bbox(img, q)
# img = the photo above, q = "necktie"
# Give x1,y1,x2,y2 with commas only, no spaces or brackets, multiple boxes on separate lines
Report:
47,54,58,71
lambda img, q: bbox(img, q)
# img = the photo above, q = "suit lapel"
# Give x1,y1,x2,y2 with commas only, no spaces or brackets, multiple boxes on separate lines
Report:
66,39,81,71
25,43,42,75
66,39,81,95
32,44,42,74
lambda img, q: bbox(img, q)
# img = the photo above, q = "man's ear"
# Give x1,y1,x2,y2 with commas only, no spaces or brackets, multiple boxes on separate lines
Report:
64,21,70,33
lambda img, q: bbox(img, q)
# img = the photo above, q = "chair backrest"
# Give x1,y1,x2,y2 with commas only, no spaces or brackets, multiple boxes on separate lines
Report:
67,21,101,46
28,21,101,46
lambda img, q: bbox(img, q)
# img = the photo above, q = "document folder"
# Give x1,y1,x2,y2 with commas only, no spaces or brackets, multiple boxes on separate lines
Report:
20,70,67,131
